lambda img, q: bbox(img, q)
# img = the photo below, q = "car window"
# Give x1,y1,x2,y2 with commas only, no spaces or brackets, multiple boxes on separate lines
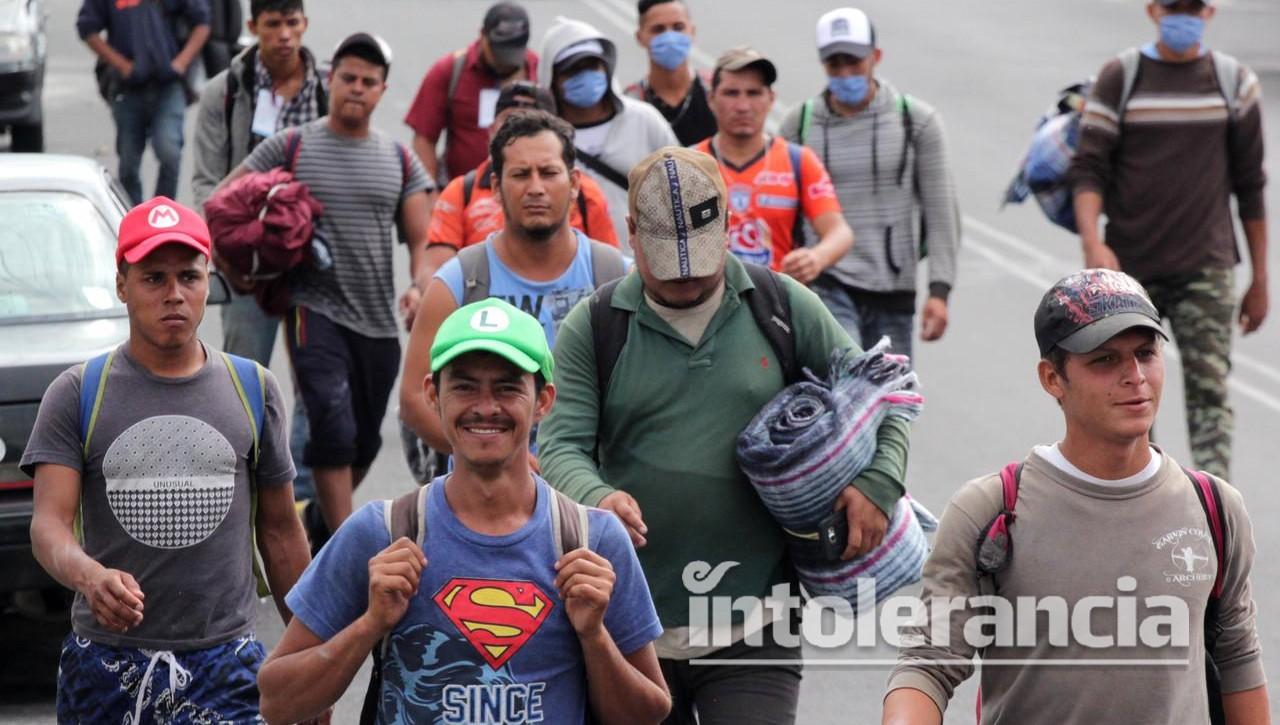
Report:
0,191,124,324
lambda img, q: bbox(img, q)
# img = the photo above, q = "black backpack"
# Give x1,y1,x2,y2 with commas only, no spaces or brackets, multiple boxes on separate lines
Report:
587,262,799,399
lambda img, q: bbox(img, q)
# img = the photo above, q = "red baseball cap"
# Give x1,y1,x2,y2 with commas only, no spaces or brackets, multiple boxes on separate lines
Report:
116,196,212,265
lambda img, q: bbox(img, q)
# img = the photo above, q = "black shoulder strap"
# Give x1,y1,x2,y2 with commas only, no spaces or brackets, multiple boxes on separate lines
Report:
576,191,590,238
742,264,798,384
588,277,629,404
457,243,491,305
576,147,630,191
588,241,627,287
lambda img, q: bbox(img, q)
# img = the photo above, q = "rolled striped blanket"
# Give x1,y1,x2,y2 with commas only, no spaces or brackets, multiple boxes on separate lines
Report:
736,338,937,605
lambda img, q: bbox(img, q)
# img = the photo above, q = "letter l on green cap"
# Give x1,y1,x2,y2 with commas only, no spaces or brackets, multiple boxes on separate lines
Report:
429,298,555,383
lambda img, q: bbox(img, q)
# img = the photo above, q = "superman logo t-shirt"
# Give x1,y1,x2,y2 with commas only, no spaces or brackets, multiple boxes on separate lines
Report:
286,477,663,724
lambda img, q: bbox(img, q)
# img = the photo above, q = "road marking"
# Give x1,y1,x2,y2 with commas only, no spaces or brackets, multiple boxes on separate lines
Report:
576,0,1280,413
692,658,1190,667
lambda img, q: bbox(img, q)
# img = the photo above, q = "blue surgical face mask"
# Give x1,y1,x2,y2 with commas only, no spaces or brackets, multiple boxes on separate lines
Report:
1159,14,1205,54
649,30,692,71
561,68,609,108
828,74,870,106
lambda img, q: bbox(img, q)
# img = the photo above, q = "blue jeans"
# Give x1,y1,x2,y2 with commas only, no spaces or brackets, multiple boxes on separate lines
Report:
810,276,916,361
110,80,186,205
222,289,315,499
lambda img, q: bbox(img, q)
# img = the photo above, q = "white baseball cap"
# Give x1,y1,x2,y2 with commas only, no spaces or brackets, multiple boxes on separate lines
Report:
628,147,728,281
816,7,876,61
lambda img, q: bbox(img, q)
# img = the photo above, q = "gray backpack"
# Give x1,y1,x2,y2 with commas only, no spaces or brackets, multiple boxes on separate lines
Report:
456,239,628,305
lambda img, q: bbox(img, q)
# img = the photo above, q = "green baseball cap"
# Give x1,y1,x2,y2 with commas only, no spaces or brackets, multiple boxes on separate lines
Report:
430,298,554,383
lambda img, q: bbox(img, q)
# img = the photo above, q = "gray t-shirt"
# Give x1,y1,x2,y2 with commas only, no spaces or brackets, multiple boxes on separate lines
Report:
20,343,295,650
244,118,433,338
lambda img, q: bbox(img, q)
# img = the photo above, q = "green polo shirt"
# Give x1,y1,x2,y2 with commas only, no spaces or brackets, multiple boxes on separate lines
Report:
538,257,911,628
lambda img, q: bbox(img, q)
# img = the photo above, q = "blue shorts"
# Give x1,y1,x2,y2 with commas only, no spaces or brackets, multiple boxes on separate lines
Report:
56,632,266,724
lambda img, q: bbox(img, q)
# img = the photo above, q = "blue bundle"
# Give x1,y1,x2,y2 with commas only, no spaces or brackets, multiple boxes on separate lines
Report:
736,338,937,606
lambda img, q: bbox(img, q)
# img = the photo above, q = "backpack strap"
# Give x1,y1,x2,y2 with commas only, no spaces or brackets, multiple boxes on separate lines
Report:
224,67,241,170
549,488,590,558
742,263,798,385
446,49,467,107
588,240,627,287
1117,47,1143,121
576,191,590,239
797,98,814,146
895,93,914,188
588,277,629,407
462,168,478,208
1210,51,1241,121
79,350,116,458
363,483,430,725
975,462,1023,580
785,141,806,250
220,352,266,470
1186,469,1226,599
284,129,302,174
457,243,492,306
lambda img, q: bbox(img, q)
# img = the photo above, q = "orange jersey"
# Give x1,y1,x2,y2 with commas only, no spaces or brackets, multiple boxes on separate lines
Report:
426,159,621,249
694,136,841,270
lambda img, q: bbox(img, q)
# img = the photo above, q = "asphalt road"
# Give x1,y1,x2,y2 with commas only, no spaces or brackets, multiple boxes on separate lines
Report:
3,0,1279,722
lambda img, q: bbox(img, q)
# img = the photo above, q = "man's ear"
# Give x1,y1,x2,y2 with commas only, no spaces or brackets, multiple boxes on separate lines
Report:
425,372,440,411
116,270,127,303
1038,359,1066,403
569,168,582,199
533,381,557,423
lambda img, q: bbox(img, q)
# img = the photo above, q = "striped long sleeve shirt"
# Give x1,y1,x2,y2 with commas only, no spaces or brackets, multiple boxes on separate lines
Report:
781,80,959,308
1068,50,1265,283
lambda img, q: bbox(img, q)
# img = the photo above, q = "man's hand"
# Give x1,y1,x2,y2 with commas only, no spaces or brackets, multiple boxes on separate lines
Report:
554,548,615,638
210,247,255,294
1083,241,1120,271
1239,279,1268,335
399,286,423,333
116,59,135,79
834,485,889,559
366,538,426,636
82,567,145,633
920,297,948,342
781,248,823,285
170,57,189,76
597,491,647,548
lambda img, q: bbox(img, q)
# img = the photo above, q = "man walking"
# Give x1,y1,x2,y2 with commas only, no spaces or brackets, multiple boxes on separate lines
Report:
1069,0,1268,478
192,0,328,499
540,17,678,248
696,48,853,283
257,299,670,725
405,2,538,183
219,33,435,549
781,7,959,359
539,146,910,723
426,82,620,255
24,197,311,722
402,109,627,474
883,269,1268,724
77,0,210,204
624,0,717,146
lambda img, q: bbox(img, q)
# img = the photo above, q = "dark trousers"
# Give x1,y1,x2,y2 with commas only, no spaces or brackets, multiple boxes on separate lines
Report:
660,624,803,725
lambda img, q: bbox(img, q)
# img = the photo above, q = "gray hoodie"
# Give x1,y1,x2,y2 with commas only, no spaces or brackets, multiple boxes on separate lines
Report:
191,44,326,210
780,79,959,303
539,18,678,247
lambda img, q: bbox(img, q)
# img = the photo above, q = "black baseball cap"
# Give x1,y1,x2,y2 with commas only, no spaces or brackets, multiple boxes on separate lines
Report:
495,81,555,115
333,32,393,77
483,3,531,68
1034,269,1168,357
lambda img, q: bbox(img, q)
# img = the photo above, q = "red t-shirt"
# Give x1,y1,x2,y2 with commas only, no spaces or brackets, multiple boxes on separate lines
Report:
693,136,841,270
403,41,538,180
